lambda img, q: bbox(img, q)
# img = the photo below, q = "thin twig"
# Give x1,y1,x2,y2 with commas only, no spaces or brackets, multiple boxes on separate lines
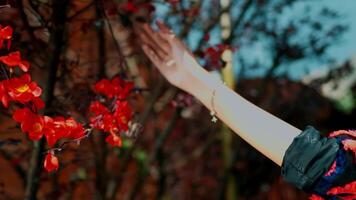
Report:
67,1,95,21
99,0,129,73
127,108,180,200
24,1,70,199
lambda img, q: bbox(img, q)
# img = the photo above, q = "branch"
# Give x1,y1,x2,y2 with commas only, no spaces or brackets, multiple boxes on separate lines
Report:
0,149,27,186
224,0,254,44
24,1,70,199
27,0,47,27
99,0,129,73
67,1,95,21
179,0,202,38
16,0,38,45
127,108,180,200
105,77,166,200
93,1,108,199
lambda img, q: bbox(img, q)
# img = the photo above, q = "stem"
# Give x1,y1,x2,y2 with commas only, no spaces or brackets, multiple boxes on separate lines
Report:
0,64,9,80
99,0,129,73
24,138,45,200
127,108,180,200
17,0,38,44
94,1,108,199
105,78,165,200
24,1,69,199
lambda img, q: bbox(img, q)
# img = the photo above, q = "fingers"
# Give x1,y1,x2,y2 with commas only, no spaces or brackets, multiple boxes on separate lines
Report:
155,21,191,58
156,21,175,44
138,31,167,60
142,44,166,73
156,20,174,34
142,44,160,64
135,21,179,69
140,23,170,55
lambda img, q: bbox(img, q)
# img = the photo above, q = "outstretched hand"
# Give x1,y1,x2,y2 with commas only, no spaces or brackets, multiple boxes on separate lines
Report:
135,20,207,94
135,20,304,168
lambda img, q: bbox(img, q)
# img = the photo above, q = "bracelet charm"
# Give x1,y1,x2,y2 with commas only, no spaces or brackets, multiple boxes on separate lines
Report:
210,85,218,123
210,110,218,123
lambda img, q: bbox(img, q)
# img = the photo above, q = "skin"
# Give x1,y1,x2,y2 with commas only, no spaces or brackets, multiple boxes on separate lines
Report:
134,20,301,166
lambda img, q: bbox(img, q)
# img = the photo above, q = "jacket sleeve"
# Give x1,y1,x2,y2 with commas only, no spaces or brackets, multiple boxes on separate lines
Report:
281,125,356,199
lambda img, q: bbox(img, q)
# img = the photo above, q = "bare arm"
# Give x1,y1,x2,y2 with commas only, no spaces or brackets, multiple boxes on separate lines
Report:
135,21,301,166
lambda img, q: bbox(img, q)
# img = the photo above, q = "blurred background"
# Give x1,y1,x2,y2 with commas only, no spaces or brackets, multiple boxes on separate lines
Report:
0,0,355,199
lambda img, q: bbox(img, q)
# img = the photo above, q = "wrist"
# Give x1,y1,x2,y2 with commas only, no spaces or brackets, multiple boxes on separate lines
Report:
179,51,223,108
189,67,223,110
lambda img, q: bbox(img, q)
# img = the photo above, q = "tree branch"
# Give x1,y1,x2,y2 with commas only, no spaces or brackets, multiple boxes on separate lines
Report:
105,77,166,200
127,108,180,200
24,1,70,199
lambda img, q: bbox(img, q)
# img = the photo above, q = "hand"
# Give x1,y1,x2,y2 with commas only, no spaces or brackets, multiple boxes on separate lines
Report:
135,20,207,94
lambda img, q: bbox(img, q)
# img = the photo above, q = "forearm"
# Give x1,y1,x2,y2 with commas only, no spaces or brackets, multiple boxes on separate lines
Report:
137,22,301,166
188,64,301,166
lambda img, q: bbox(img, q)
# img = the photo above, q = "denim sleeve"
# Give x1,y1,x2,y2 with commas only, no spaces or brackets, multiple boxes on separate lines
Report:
280,125,339,193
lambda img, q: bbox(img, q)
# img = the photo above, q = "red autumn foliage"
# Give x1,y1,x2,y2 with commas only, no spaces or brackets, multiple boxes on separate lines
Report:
93,77,134,99
0,81,11,107
121,2,139,13
13,108,86,147
89,76,134,147
89,100,132,133
0,1,349,198
53,117,86,140
13,107,45,140
31,96,45,110
105,133,122,147
0,23,135,172
89,100,109,116
1,53,134,169
0,25,12,49
113,100,132,131
43,153,59,172
197,44,237,70
89,99,133,146
203,34,210,42
3,74,42,103
0,51,30,72
118,1,155,14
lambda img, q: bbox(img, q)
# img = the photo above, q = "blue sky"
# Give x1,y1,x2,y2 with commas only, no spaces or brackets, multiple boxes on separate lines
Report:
322,0,356,61
285,0,356,80
154,0,356,80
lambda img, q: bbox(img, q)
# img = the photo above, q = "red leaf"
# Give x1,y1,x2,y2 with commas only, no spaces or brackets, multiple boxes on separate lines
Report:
105,133,122,147
89,101,109,115
0,81,11,108
13,108,46,140
13,107,31,123
203,34,210,41
32,97,45,110
0,51,30,72
44,153,59,172
0,26,13,49
4,74,42,103
93,77,134,99
113,100,132,131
